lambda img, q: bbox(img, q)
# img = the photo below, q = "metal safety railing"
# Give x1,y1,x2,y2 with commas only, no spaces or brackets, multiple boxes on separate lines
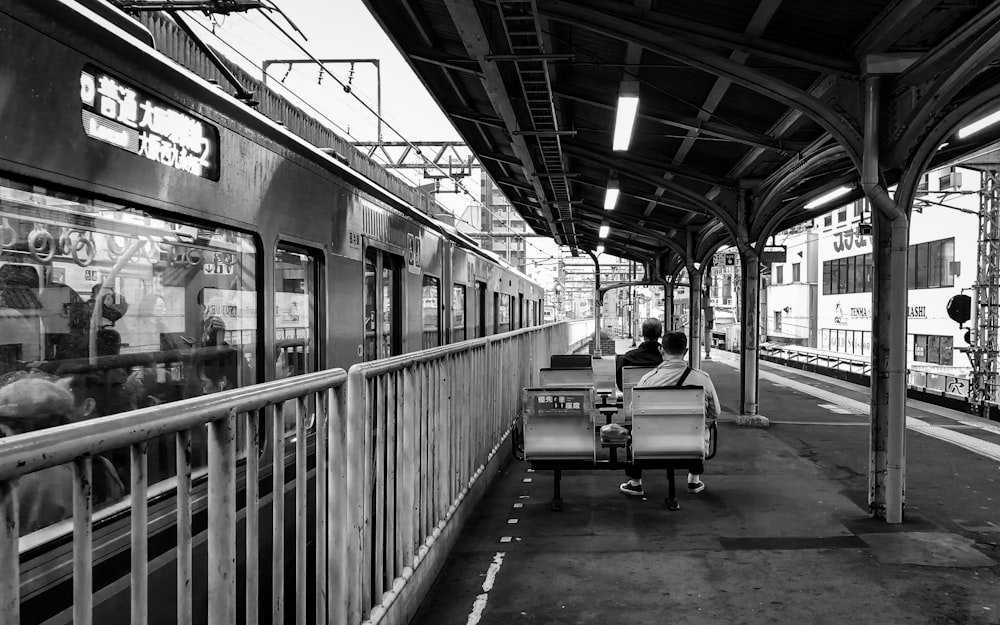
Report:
759,342,973,400
0,368,348,625
341,322,568,625
0,321,572,625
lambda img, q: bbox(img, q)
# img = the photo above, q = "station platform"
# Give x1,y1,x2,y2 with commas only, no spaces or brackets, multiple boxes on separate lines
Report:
410,338,1000,625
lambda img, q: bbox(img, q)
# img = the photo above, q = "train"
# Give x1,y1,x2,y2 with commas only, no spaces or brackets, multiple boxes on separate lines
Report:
0,1,543,623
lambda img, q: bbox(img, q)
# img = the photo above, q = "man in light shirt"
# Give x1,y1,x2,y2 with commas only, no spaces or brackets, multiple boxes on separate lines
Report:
619,331,720,496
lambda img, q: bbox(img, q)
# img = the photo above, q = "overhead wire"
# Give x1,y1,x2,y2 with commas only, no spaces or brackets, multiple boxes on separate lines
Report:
190,10,565,267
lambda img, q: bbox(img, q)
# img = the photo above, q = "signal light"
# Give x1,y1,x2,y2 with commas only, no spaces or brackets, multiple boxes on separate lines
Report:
946,294,971,325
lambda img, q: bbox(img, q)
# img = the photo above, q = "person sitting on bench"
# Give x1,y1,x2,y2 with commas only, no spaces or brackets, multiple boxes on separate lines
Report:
619,331,720,496
614,318,664,392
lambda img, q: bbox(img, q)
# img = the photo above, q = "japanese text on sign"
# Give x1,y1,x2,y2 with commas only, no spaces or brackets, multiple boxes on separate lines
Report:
80,66,220,179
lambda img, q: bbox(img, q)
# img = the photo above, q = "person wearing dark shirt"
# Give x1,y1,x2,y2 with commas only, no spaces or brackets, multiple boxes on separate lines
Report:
614,317,664,391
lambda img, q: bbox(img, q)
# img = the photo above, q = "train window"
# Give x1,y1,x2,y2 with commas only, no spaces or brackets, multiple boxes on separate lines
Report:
0,175,258,533
451,284,466,342
493,292,500,334
422,275,440,349
275,246,318,433
497,293,511,333
476,281,486,338
364,248,401,360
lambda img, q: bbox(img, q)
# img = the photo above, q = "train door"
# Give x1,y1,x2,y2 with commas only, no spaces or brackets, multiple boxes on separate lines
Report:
274,246,320,377
493,292,500,334
452,283,466,342
422,275,441,349
364,248,402,360
476,281,487,338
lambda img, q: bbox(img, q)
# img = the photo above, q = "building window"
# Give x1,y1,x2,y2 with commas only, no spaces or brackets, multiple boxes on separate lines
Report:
775,265,783,284
824,214,833,227
837,210,847,223
774,311,782,333
913,334,953,365
906,238,955,290
792,263,800,282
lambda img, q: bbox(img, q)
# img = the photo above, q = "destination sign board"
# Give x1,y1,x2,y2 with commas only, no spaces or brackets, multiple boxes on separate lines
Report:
80,66,219,179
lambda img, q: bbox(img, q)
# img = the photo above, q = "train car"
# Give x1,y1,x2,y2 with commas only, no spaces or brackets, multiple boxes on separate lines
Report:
0,2,543,623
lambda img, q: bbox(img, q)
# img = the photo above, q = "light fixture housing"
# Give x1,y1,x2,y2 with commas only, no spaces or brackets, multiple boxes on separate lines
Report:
595,244,604,255
612,80,640,151
804,186,852,210
958,110,1000,139
599,224,610,239
604,179,620,211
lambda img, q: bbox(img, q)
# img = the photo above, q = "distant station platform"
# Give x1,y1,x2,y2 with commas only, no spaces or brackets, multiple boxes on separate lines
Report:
411,338,1000,625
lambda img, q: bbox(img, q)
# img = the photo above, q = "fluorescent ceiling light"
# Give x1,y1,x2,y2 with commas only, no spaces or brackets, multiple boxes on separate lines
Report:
612,81,640,151
604,180,620,211
599,224,610,238
958,110,1000,139
595,245,604,255
804,186,851,209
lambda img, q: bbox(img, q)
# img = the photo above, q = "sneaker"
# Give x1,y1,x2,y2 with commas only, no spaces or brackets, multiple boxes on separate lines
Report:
619,481,644,496
687,481,706,494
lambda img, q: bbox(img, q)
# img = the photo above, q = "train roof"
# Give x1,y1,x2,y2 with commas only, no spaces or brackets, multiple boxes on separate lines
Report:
58,1,465,244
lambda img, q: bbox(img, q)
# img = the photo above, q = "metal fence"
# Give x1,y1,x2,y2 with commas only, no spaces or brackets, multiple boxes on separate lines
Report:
759,342,971,401
1,322,571,625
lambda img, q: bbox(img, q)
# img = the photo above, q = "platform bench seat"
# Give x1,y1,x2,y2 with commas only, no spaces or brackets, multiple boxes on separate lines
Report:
521,386,596,462
631,386,707,460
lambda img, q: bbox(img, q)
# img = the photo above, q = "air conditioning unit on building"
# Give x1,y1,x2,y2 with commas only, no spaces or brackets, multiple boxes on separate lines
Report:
939,171,962,190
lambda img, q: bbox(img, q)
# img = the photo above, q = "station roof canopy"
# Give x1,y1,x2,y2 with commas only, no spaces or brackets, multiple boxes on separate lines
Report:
362,0,1000,275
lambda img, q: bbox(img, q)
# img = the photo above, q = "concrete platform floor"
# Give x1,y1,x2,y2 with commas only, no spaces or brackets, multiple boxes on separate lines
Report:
410,338,1000,625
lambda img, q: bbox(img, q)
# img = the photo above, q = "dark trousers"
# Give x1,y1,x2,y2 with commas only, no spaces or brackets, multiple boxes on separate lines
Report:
626,460,704,480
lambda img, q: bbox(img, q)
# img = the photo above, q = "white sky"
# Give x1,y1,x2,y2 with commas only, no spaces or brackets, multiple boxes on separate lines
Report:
189,0,565,276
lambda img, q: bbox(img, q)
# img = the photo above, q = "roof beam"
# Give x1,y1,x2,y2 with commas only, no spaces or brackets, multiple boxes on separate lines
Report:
553,85,795,156
852,0,941,56
539,0,863,167
562,140,732,188
540,0,855,75
441,0,563,242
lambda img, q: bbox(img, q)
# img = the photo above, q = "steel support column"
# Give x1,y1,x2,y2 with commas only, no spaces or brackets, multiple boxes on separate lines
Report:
739,248,761,417
687,266,703,370
589,251,603,358
869,209,909,523
664,277,675,331
861,74,908,524
686,233,702,368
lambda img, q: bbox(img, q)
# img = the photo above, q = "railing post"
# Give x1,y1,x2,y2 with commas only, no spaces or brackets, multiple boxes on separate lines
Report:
131,442,148,625
0,480,18,625
208,411,237,625
73,457,94,625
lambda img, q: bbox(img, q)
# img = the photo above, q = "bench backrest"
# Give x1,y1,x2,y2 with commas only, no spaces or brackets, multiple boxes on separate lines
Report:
630,386,706,460
550,354,592,369
521,386,596,461
621,366,657,421
538,367,594,387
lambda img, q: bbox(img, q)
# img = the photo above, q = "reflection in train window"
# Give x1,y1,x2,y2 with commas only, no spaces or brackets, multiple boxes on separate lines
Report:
452,284,466,342
275,246,318,434
422,275,440,349
0,175,258,534
364,247,401,360
274,247,317,377
497,292,511,333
